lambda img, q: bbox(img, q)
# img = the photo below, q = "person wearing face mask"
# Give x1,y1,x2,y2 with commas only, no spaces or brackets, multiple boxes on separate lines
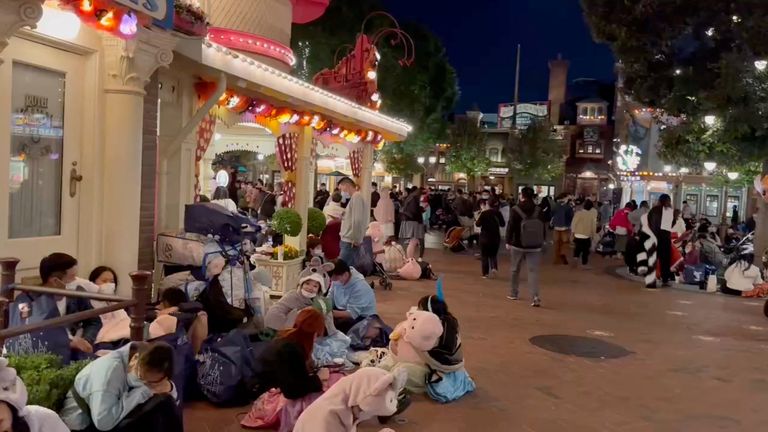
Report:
264,273,336,335
328,259,377,333
61,341,180,432
8,254,102,359
337,177,367,267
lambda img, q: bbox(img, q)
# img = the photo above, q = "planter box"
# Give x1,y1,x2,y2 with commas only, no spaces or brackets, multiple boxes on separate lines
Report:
252,257,303,297
173,15,208,38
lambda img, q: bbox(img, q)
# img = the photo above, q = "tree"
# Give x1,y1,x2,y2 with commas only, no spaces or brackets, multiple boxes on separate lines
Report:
446,116,490,185
581,0,768,167
506,120,566,182
291,0,460,177
582,0,768,258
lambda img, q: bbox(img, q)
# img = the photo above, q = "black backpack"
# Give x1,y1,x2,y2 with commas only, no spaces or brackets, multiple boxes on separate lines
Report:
513,206,544,249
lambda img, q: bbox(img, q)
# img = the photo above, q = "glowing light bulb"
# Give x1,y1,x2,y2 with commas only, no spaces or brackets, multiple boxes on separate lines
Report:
727,172,739,180
370,92,381,102
366,70,377,80
703,115,717,126
98,10,116,30
119,12,138,36
80,0,94,12
703,161,717,171
755,60,767,71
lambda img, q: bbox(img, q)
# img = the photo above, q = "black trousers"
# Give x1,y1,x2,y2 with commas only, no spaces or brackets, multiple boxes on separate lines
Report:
656,230,673,283
480,241,499,276
573,237,591,265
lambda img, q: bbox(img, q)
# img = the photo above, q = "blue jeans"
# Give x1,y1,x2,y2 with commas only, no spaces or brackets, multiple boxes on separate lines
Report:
339,241,358,267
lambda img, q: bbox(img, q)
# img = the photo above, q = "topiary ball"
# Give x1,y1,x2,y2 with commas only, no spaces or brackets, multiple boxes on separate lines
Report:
307,207,327,236
272,208,303,237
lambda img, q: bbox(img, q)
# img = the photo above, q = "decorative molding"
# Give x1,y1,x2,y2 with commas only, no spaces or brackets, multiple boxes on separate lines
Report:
0,0,45,65
103,27,178,95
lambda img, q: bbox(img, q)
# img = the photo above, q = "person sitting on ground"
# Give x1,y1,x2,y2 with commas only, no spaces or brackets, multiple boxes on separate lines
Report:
264,273,336,335
211,186,238,213
328,259,377,333
696,225,731,275
61,341,180,432
149,288,208,354
0,357,69,432
256,308,328,400
416,295,463,373
723,245,768,297
19,253,102,358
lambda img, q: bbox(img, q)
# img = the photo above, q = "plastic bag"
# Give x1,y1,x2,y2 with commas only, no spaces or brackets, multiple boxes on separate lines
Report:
312,331,351,367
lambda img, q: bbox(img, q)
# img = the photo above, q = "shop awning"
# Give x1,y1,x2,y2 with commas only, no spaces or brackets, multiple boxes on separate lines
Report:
174,38,412,142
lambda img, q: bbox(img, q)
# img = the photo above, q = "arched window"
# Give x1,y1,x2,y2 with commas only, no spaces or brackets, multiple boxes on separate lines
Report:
487,147,501,162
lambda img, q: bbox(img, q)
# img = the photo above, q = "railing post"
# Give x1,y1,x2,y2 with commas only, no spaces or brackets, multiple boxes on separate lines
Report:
0,258,20,337
129,270,151,342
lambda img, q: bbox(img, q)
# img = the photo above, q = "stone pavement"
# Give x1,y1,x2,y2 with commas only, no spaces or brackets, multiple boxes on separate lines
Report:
184,248,768,432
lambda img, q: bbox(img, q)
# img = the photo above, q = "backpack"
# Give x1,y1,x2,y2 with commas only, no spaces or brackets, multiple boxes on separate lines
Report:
513,206,544,249
196,329,262,406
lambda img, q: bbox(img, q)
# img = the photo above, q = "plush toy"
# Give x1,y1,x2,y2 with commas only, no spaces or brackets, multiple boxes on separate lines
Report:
374,309,443,394
294,367,406,432
366,222,386,263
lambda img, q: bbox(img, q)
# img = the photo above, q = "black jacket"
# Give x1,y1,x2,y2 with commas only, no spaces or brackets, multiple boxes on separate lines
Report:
505,199,545,250
475,208,505,245
401,193,422,222
257,339,323,400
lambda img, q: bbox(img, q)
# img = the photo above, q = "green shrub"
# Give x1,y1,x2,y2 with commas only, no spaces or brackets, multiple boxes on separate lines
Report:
8,354,90,411
272,208,303,237
307,207,327,236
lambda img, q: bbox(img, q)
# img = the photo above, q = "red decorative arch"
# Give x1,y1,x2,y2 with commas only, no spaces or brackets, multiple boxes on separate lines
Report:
208,27,296,67
291,0,329,24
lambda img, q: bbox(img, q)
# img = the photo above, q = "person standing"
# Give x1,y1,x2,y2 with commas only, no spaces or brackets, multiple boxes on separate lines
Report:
629,200,649,233
571,199,598,269
400,187,425,259
337,177,367,267
313,183,330,210
731,205,740,227
374,186,396,238
475,199,505,278
599,200,613,228
506,187,546,307
550,193,574,265
370,182,381,218
609,203,634,258
647,194,675,287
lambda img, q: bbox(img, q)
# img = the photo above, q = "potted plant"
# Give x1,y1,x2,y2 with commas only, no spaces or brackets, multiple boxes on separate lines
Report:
8,354,90,411
307,207,327,236
252,208,305,297
173,0,209,37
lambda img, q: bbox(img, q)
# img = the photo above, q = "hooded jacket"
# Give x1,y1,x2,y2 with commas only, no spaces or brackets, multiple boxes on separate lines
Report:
264,273,337,335
61,343,177,431
0,358,69,432
329,268,376,319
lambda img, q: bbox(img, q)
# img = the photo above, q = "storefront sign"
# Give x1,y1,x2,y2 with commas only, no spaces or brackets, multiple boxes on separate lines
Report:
488,167,509,175
498,102,549,129
615,144,642,171
114,0,174,28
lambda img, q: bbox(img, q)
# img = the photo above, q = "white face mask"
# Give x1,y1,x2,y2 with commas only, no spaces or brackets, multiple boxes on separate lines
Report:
99,282,116,296
312,248,324,257
301,289,317,299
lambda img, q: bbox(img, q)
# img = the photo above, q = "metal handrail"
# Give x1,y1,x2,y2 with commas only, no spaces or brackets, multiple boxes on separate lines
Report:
7,284,133,303
0,300,135,340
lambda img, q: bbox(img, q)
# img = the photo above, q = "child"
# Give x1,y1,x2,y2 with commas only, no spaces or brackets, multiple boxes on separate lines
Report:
724,246,768,297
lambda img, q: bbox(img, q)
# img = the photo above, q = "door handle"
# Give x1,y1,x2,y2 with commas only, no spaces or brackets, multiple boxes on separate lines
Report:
69,162,83,198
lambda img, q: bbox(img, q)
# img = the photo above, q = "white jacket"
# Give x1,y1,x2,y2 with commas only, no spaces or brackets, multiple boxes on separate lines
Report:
724,262,764,291
24,405,70,432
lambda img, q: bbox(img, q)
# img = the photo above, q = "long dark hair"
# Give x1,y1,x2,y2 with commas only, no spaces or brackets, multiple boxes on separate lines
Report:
1,402,31,432
418,295,451,318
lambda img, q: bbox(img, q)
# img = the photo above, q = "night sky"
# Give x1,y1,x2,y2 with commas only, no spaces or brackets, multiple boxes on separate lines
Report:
384,0,616,113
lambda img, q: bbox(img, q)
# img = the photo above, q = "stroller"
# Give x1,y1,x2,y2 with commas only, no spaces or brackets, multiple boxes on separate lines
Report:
358,237,394,290
595,230,617,257
443,226,467,253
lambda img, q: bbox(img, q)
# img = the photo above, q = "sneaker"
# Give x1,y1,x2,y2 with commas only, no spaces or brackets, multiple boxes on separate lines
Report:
507,295,519,301
531,297,541,307
489,269,498,279
482,275,488,279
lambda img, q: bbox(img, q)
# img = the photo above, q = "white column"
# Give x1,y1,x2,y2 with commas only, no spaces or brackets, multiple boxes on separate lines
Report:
359,144,374,216
286,127,314,251
101,29,177,294
0,0,44,65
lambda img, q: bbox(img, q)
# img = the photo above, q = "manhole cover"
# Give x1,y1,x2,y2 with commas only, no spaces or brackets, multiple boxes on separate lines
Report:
529,334,633,359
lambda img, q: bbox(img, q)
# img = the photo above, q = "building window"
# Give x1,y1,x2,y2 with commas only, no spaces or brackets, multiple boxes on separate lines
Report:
685,194,699,216
597,106,605,118
580,106,588,117
487,147,501,162
705,194,719,217
576,141,603,155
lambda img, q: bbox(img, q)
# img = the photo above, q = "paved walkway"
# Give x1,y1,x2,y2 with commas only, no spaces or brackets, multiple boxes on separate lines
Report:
185,249,768,432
